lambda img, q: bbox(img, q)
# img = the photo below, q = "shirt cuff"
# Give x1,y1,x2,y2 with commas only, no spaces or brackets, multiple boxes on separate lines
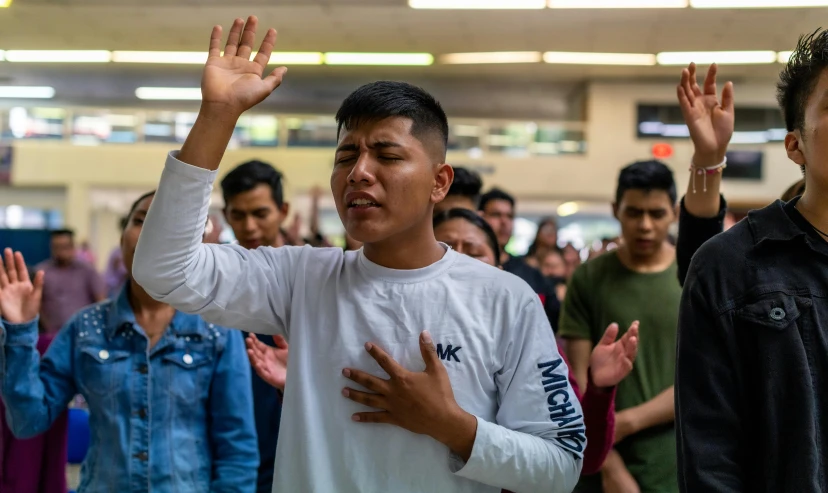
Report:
584,372,617,410
165,150,219,185
1,318,39,346
450,416,493,477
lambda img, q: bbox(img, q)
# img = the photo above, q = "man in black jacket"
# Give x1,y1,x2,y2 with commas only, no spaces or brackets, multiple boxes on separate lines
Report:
676,30,828,493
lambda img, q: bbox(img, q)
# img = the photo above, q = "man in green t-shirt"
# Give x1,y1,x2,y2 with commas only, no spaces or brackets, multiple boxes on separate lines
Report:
559,160,682,493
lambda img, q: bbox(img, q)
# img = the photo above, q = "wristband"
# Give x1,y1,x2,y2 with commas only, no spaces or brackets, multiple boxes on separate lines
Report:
689,157,727,193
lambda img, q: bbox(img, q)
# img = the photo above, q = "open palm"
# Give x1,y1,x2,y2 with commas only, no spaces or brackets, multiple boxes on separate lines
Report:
201,16,287,116
677,63,735,162
246,334,289,391
0,248,44,324
589,321,639,389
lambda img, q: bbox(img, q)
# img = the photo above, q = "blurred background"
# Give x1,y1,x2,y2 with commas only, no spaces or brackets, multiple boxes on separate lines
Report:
0,0,813,266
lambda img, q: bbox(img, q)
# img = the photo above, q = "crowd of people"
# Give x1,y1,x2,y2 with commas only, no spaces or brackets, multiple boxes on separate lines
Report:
0,14,826,493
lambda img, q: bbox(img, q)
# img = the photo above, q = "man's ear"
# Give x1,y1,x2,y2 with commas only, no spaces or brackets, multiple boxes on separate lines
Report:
611,203,620,220
280,202,290,217
431,163,454,204
785,131,806,167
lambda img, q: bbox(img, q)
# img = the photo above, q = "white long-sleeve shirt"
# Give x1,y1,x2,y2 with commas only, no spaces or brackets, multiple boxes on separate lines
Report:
133,152,585,493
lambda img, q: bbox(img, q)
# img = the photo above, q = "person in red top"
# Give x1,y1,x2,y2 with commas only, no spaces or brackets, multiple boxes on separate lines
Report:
247,207,639,476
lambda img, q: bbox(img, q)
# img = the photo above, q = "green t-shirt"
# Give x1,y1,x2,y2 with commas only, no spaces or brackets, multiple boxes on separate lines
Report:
559,251,680,493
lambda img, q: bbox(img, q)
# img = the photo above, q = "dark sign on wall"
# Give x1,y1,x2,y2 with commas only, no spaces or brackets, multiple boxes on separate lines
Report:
0,145,11,185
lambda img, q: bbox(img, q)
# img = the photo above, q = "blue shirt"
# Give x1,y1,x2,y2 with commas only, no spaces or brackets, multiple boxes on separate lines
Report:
0,285,258,493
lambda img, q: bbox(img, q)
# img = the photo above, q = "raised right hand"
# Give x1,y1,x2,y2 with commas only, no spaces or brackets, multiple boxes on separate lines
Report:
676,63,734,167
201,16,287,118
0,248,44,324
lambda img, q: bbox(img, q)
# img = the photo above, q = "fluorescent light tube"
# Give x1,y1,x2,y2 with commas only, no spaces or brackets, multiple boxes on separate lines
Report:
324,53,434,66
656,50,777,65
0,0,11,7
692,0,828,7
778,51,793,63
268,52,324,65
409,0,545,8
135,87,202,101
112,51,208,64
551,0,687,7
441,52,542,64
543,51,657,65
0,86,55,98
4,50,111,63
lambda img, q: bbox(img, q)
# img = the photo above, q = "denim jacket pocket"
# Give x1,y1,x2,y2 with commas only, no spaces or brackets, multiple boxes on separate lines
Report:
78,346,131,397
162,350,214,401
735,294,811,331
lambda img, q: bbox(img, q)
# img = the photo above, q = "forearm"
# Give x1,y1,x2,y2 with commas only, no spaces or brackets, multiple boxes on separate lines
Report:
684,154,724,218
179,106,240,171
0,319,67,438
619,386,675,434
677,194,727,287
452,418,582,493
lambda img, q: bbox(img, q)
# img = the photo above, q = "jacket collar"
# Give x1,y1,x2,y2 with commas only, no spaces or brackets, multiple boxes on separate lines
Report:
105,283,208,341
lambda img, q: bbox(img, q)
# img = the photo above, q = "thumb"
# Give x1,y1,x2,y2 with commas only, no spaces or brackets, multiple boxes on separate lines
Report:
598,323,619,346
31,271,45,301
721,81,735,114
419,330,440,372
272,334,288,350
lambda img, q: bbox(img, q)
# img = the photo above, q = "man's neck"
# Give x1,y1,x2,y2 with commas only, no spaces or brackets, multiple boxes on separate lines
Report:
616,243,675,273
362,223,446,270
796,187,828,241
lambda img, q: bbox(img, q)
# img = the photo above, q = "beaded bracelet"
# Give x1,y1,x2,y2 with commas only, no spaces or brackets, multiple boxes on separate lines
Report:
689,157,727,193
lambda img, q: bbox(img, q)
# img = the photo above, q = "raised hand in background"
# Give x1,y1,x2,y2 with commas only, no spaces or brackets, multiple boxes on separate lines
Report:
0,248,44,324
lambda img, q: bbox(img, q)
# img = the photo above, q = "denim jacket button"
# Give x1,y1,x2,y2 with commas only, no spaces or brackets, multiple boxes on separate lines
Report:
99,350,110,360
770,308,786,321
183,354,193,365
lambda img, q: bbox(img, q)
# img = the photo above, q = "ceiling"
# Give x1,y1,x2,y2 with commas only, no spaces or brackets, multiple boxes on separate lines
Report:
0,0,823,82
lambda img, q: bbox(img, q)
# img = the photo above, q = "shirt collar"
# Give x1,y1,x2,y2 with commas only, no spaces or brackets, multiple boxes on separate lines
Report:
105,283,210,341
748,199,809,246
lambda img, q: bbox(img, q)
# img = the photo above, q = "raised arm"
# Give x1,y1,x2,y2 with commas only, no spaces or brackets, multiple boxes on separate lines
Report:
0,249,77,439
133,17,298,335
676,63,733,286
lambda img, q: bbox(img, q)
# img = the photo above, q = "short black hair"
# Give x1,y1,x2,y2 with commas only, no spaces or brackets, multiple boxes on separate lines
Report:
50,229,74,239
778,29,828,133
124,191,156,232
433,208,501,267
777,29,828,175
615,160,677,205
447,167,483,205
335,81,449,161
478,188,515,212
221,160,285,208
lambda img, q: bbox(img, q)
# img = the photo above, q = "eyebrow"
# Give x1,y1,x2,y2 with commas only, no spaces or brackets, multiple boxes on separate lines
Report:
335,140,403,153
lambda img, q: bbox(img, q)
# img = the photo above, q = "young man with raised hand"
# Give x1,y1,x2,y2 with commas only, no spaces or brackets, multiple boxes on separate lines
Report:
134,16,584,493
676,30,828,493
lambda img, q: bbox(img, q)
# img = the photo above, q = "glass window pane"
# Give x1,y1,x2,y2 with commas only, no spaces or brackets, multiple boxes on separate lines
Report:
448,123,482,152
72,112,137,144
3,107,65,140
233,115,279,147
286,117,338,147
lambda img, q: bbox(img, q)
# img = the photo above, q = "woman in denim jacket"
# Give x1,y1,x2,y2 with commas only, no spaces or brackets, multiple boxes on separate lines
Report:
0,191,258,493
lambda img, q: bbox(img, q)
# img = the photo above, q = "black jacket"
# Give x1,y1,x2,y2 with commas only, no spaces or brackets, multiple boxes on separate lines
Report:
676,198,828,493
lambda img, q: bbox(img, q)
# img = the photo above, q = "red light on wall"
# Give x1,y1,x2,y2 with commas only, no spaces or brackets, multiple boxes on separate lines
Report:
651,143,674,159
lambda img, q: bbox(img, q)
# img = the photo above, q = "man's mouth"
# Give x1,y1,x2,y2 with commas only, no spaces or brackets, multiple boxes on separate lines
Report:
348,198,380,209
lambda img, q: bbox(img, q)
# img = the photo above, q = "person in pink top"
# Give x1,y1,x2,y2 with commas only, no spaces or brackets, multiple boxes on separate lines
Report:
246,207,639,477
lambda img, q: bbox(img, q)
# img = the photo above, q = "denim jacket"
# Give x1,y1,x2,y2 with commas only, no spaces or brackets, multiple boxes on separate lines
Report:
676,198,828,493
0,285,258,493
